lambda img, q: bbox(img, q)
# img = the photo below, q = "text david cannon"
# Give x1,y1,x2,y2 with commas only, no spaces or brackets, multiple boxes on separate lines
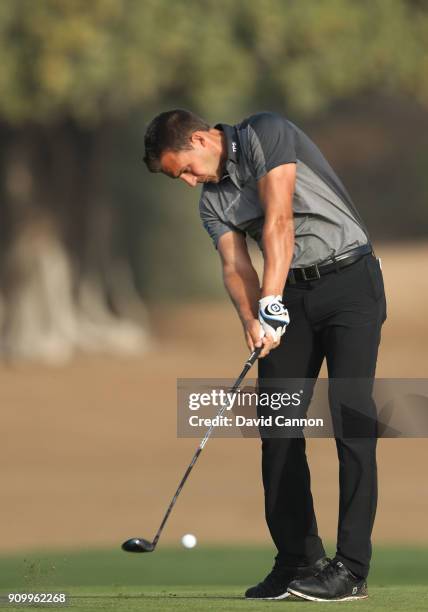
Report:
188,415,324,428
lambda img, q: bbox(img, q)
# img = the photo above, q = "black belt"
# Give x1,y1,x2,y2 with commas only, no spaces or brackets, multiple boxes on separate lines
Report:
287,244,374,284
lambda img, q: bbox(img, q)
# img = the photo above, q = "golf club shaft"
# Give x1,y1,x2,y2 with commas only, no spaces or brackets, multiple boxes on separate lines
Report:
152,346,262,548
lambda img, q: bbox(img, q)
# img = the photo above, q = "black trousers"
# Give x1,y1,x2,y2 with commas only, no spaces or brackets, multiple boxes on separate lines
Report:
258,252,387,579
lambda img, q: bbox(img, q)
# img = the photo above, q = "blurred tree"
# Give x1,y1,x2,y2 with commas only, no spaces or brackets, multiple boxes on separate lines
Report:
232,0,428,114
0,0,427,360
0,0,253,361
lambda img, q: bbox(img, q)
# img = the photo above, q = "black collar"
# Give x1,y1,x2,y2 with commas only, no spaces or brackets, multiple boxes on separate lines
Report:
214,122,241,184
215,123,239,165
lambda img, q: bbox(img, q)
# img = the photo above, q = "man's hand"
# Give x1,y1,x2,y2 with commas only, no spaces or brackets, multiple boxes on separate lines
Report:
243,317,280,358
258,295,290,342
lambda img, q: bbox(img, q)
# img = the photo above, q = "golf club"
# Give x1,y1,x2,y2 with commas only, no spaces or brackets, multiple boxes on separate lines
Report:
121,345,262,553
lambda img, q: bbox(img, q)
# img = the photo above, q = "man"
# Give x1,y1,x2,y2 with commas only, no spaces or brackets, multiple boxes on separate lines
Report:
143,109,387,602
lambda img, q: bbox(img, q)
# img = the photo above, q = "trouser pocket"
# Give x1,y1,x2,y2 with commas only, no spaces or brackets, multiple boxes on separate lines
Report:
365,255,386,303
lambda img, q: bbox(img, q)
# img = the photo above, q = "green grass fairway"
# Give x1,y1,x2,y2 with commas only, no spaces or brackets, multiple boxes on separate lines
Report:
0,547,426,611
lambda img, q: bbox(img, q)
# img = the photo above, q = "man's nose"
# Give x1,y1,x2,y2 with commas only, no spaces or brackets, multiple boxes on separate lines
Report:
180,174,197,187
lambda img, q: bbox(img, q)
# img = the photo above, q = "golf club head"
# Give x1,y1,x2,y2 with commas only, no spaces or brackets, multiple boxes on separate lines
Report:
121,537,155,553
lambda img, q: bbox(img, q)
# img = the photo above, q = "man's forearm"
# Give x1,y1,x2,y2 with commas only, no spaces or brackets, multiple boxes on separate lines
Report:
257,163,296,298
222,262,260,326
261,217,294,297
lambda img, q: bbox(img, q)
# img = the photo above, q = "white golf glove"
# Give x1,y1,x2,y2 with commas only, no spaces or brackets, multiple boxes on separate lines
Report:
258,295,290,342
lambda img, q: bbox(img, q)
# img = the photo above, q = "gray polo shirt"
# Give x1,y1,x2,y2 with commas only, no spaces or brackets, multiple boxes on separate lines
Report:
199,112,370,267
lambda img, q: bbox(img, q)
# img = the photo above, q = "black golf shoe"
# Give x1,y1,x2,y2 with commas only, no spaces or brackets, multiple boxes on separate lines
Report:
287,557,368,602
245,556,330,600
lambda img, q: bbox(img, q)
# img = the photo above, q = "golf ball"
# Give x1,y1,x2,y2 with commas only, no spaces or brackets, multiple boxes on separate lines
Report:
181,533,197,549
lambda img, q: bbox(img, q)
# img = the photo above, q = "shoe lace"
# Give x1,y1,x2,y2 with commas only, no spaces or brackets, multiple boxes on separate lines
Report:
314,560,336,580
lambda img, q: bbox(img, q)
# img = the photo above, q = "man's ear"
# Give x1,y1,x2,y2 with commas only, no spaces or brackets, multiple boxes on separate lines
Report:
189,131,207,148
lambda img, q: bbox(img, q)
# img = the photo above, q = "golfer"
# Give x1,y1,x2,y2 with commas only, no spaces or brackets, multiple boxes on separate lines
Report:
143,109,387,602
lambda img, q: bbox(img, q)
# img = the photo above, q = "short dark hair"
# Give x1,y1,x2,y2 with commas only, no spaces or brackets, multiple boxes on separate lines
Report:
143,109,210,172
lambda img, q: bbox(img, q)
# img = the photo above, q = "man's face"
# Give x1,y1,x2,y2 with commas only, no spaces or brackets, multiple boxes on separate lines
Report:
159,132,224,187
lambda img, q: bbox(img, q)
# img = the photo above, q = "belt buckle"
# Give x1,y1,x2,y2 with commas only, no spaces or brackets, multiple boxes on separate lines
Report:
302,264,321,281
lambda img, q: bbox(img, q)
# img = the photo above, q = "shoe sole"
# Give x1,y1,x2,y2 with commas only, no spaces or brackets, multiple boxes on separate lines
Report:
245,592,290,600
288,588,368,602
